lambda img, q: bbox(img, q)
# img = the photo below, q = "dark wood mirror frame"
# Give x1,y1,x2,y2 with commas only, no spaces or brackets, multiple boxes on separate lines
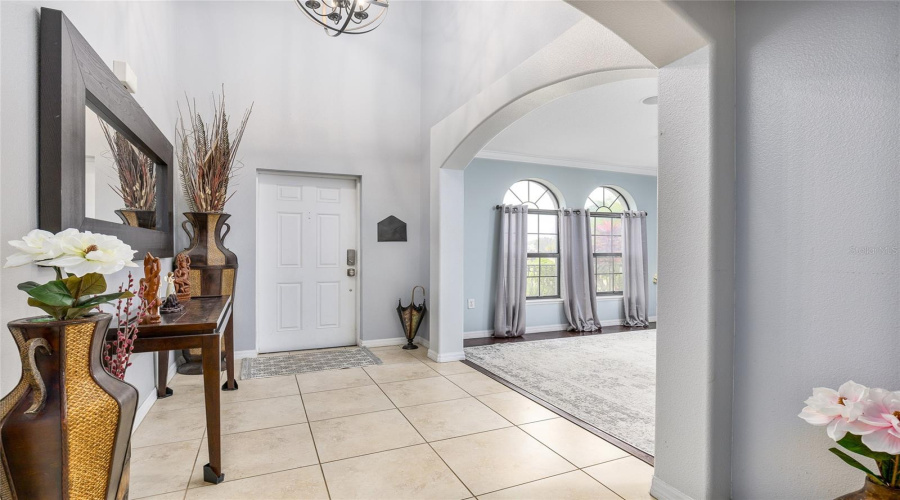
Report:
39,8,174,257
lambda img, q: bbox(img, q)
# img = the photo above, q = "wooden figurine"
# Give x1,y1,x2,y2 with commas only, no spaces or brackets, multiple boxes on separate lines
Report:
174,253,192,302
140,253,161,324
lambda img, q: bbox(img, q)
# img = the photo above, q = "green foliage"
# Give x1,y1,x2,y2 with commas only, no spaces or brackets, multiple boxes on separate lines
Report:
837,434,896,462
19,271,133,321
829,448,886,485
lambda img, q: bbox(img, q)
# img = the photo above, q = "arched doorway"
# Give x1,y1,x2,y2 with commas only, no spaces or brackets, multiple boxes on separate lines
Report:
427,3,736,499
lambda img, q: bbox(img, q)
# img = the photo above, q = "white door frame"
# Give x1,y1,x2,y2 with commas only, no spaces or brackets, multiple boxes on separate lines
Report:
255,169,363,352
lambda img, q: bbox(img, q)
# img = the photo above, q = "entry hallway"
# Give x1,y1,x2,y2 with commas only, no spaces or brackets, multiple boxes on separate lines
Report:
129,346,653,499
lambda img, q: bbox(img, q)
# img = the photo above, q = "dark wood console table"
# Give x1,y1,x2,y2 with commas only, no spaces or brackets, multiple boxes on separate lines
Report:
107,295,237,484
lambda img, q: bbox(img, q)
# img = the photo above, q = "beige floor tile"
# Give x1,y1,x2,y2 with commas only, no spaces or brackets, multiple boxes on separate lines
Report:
363,362,439,384
420,359,476,376
379,377,469,407
399,397,511,441
519,418,630,468
140,492,186,500
430,427,575,495
296,367,374,394
133,405,206,448
152,382,206,411
220,394,307,434
476,392,558,425
185,465,328,500
373,349,422,365
446,372,511,397
322,444,471,500
478,470,620,500
187,424,319,488
310,408,424,462
302,384,394,421
220,375,299,404
407,346,430,359
583,456,655,500
130,439,200,498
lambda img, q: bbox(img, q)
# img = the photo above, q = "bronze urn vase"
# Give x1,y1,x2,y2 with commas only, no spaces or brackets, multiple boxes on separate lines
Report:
0,313,137,500
836,479,900,500
114,209,156,230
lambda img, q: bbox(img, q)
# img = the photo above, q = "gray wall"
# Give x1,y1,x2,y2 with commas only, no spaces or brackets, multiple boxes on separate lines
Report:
170,1,424,350
0,1,179,407
733,2,900,498
463,158,658,333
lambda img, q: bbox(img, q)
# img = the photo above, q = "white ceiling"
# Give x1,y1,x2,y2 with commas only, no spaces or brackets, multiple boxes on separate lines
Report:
479,77,658,175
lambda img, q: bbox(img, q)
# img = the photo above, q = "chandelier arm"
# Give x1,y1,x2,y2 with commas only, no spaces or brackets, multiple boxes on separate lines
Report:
342,8,386,33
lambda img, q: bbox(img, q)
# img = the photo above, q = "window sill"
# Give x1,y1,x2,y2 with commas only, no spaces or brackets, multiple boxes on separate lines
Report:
527,298,564,305
596,295,624,301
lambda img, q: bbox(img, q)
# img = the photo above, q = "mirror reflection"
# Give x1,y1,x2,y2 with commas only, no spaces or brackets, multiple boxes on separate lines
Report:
85,105,157,229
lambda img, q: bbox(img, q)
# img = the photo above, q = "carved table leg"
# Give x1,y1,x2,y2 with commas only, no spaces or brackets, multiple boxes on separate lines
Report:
157,351,173,398
222,315,238,391
201,334,224,484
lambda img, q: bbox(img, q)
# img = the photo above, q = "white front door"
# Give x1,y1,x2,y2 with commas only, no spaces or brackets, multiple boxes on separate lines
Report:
257,173,358,352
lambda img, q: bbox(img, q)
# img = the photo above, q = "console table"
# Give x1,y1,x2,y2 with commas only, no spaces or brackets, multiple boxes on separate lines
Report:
107,295,237,484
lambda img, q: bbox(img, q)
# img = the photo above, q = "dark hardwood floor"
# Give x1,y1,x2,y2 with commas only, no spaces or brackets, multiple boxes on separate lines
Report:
463,322,657,347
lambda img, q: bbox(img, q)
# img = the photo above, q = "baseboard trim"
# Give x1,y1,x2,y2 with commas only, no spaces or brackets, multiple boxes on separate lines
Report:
465,317,658,338
428,349,466,362
132,391,156,434
360,337,407,348
650,476,694,500
233,349,258,360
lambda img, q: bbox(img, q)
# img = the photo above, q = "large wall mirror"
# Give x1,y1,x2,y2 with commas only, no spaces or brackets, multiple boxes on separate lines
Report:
40,8,174,257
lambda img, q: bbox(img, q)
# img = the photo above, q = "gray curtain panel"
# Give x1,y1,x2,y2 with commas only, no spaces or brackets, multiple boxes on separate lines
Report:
559,209,601,332
493,205,528,337
622,211,650,327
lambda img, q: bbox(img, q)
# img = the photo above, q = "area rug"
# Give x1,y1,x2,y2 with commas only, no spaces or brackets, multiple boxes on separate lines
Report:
464,330,656,455
240,347,382,380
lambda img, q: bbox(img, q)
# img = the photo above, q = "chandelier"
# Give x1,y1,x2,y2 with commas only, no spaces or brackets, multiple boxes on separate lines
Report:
295,0,389,37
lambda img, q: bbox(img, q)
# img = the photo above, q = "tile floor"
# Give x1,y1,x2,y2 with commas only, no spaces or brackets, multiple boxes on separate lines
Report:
130,345,654,499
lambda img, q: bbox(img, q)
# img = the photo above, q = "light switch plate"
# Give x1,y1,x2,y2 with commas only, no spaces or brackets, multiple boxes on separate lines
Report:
467,299,475,309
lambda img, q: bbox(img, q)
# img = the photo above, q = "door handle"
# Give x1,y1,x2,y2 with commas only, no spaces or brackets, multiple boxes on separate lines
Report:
347,268,356,277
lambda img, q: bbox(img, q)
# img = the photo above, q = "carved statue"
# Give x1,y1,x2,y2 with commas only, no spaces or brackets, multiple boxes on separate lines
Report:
174,253,192,302
160,272,184,314
140,253,161,324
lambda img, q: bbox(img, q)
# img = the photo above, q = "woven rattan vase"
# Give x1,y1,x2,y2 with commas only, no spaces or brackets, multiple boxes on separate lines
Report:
0,313,137,500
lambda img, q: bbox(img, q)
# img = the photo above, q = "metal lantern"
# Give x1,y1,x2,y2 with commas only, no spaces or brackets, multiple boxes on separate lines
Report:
294,0,389,37
396,286,426,350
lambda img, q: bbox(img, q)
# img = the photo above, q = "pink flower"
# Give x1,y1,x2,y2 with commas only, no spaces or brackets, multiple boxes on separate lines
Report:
798,381,870,440
856,389,900,455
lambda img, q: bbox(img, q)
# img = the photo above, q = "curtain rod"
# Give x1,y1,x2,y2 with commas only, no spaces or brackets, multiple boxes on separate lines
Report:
493,205,648,217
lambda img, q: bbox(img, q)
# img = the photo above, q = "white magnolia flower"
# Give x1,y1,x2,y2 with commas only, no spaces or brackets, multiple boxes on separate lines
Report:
4,229,61,267
798,381,871,440
39,229,138,276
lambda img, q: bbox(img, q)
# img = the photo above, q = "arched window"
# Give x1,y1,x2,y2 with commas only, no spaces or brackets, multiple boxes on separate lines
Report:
503,180,559,210
584,186,629,212
585,186,632,296
502,180,559,298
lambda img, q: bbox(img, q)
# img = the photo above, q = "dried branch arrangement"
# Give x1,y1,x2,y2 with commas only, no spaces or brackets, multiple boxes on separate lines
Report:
176,89,253,213
100,119,156,210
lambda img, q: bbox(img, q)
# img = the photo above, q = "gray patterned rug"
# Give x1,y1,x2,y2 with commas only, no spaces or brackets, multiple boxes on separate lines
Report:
240,347,382,379
464,330,656,455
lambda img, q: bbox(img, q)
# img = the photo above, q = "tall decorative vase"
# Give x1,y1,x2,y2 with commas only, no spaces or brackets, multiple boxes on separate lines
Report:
177,212,238,298
0,314,137,500
176,212,238,375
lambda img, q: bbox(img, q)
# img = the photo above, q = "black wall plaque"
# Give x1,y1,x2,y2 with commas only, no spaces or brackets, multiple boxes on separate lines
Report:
378,216,407,242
